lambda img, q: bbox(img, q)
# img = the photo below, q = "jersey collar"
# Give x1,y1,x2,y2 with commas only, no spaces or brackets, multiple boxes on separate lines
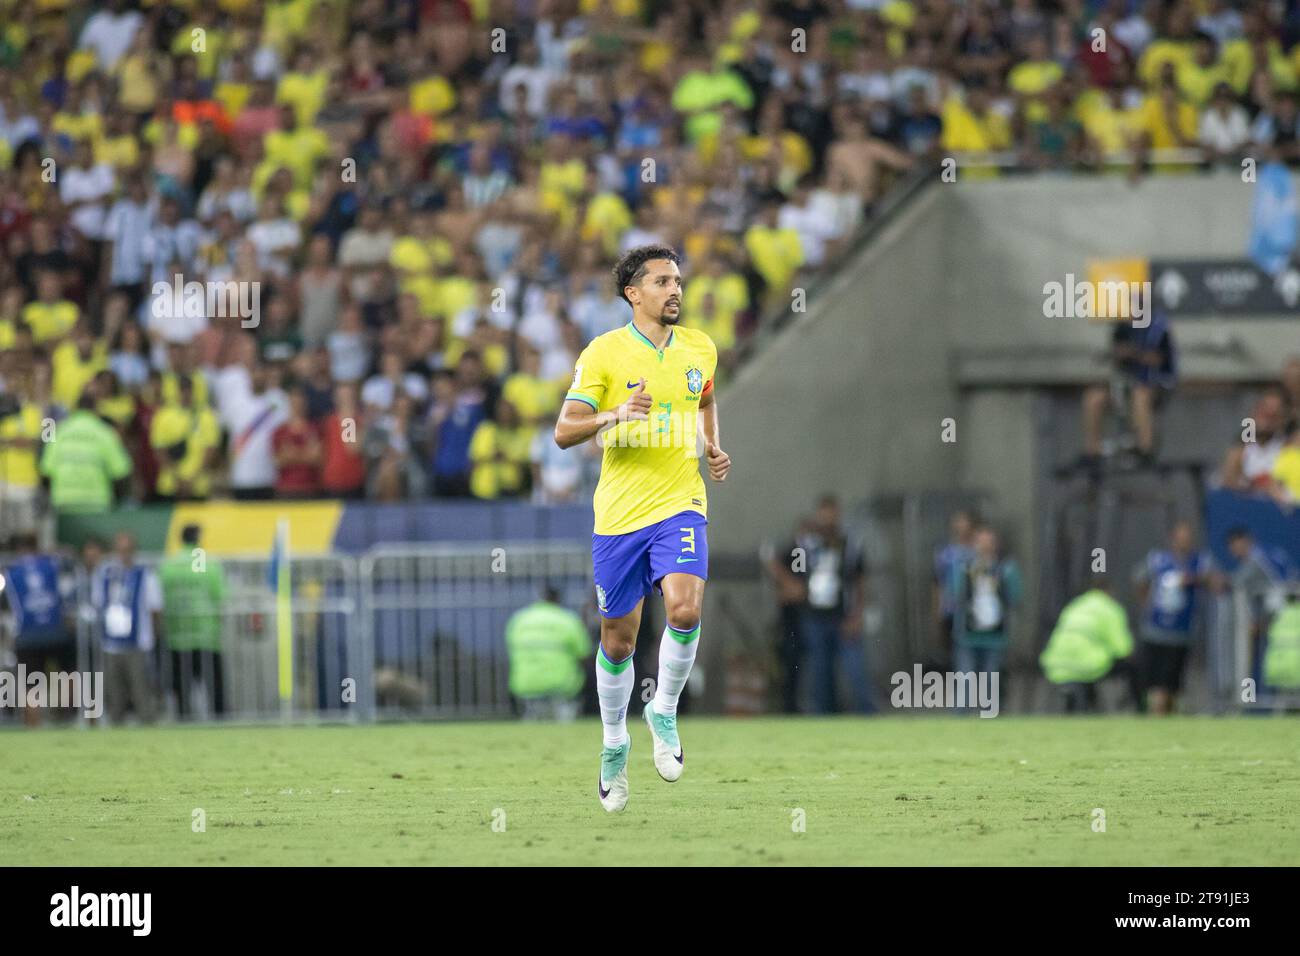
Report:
627,320,673,354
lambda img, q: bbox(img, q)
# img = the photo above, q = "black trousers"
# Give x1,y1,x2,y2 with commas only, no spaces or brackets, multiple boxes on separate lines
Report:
1061,682,1098,713
776,603,803,714
170,649,225,718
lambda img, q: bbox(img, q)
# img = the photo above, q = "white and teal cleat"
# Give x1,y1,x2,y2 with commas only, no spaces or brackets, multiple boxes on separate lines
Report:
598,738,631,813
643,700,683,782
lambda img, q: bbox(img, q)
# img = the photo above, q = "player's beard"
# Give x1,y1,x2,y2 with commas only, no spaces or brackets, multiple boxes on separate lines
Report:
661,301,681,325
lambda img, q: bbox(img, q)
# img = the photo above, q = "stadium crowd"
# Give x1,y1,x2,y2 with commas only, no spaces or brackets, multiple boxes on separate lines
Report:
3,0,1300,539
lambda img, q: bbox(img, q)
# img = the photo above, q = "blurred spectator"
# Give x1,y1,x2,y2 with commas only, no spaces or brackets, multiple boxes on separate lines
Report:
469,398,531,500
362,350,428,413
23,271,78,346
506,584,592,722
1225,526,1297,682
92,531,161,726
430,355,491,497
762,518,812,715
320,383,366,499
272,387,322,499
108,318,150,389
682,255,748,367
1039,576,1134,713
1200,83,1250,164
364,390,429,501
946,524,1023,684
2,534,74,727
60,139,115,241
1262,592,1300,694
744,201,805,310
1221,390,1287,492
1271,431,1300,506
1081,303,1175,472
102,174,153,308
1132,520,1216,715
51,320,106,410
297,235,342,349
221,362,288,500
0,374,46,542
1249,90,1300,165
159,524,228,720
933,509,976,663
502,341,561,426
39,392,132,514
785,494,871,715
530,410,589,505
126,371,162,502
326,305,371,385
149,374,220,501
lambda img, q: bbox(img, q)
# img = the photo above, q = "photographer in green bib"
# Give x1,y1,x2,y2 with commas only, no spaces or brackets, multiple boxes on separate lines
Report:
159,524,229,718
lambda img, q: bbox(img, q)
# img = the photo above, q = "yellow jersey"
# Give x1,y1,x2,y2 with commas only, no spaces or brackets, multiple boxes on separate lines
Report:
0,403,45,488
566,321,718,535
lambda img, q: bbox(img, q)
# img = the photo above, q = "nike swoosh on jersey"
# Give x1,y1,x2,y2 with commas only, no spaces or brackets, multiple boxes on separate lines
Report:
626,381,639,388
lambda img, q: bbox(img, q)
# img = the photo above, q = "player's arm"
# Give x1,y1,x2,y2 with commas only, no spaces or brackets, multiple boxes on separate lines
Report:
698,380,731,481
554,379,651,450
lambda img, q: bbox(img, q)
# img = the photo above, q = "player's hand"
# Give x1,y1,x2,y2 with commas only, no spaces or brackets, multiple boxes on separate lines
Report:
617,378,652,421
706,440,730,481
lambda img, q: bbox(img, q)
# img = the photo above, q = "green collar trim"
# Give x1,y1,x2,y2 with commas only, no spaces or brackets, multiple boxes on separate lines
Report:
627,320,673,354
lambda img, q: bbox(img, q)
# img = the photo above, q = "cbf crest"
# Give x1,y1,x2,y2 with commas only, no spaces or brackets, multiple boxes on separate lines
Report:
685,366,704,394
595,583,608,612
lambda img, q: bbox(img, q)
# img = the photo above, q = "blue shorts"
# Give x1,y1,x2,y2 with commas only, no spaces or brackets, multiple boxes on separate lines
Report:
592,510,709,618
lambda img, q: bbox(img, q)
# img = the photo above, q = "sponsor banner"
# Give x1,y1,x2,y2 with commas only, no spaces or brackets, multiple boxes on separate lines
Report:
56,502,342,555
1148,259,1300,315
1204,488,1300,570
56,501,592,554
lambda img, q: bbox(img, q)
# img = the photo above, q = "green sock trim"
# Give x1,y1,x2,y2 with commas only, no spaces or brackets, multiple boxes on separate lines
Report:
666,623,700,644
597,645,633,674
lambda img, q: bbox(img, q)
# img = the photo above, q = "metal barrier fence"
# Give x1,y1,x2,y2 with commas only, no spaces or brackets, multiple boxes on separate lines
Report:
72,553,360,724
1228,583,1300,713
10,540,1294,726
359,543,592,719
55,543,593,725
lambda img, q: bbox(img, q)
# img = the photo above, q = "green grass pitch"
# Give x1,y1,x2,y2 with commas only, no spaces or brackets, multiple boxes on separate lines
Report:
3,717,1298,866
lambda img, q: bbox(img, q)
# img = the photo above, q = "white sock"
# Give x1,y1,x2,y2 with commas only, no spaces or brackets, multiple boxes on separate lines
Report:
652,622,700,717
595,643,634,747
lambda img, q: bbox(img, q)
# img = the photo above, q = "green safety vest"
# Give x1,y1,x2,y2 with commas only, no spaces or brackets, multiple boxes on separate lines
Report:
158,553,229,652
1040,589,1134,684
504,601,592,699
1264,603,1300,689
38,410,132,513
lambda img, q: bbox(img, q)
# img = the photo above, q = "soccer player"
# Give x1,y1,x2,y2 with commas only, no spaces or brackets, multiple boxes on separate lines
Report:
554,244,731,813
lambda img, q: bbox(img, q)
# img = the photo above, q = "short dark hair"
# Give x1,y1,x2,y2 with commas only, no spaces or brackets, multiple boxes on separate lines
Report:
612,244,681,304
